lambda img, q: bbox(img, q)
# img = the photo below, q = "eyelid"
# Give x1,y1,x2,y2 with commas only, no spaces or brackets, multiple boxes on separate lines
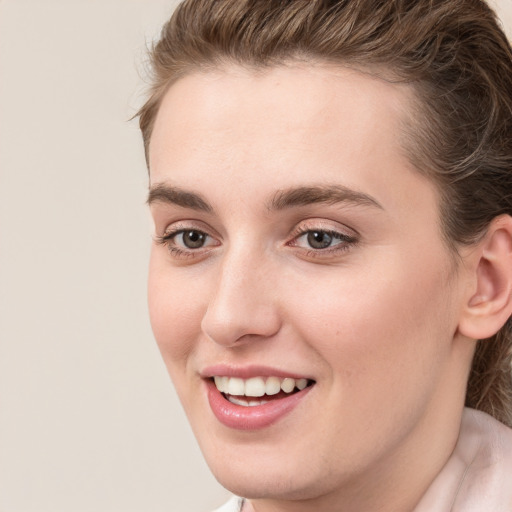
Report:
288,218,359,240
157,218,219,237
162,229,218,248
286,219,359,257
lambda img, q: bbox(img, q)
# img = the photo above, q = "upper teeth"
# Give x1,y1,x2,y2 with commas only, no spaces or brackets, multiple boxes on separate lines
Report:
213,376,309,397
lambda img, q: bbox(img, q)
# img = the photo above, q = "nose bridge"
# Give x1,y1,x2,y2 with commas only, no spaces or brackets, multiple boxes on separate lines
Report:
201,242,280,346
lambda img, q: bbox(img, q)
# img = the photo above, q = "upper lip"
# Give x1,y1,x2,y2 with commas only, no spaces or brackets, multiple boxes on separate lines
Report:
200,364,313,381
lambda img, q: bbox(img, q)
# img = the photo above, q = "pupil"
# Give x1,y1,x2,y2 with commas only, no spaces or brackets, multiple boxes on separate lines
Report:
183,230,205,249
307,231,332,249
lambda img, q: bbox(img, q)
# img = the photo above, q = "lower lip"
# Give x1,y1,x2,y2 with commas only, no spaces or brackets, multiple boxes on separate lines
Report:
205,379,313,430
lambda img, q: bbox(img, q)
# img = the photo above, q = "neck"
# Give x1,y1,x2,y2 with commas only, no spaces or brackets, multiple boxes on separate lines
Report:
243,404,465,512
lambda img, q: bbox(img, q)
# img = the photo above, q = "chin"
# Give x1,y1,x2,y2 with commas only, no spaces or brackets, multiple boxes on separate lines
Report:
211,463,327,502
197,435,336,502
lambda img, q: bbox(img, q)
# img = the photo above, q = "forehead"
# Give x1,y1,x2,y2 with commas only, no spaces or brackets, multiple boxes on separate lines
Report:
150,63,414,169
149,63,431,220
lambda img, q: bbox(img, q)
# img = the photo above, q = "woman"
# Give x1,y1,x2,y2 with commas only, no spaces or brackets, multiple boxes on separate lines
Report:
138,0,512,510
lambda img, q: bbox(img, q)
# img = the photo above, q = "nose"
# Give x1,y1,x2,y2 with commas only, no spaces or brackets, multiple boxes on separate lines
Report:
201,248,281,347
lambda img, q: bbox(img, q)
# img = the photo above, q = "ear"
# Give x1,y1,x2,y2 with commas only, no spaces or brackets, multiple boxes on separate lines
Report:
458,215,512,340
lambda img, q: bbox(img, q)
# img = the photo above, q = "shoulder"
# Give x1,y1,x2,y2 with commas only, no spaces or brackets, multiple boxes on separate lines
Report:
458,407,512,471
453,408,512,511
211,496,244,512
415,408,512,512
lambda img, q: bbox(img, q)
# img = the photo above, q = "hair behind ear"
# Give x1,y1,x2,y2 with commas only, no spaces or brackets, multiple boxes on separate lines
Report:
466,323,512,427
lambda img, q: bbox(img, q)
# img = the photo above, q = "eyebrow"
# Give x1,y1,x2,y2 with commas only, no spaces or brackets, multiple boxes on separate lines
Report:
147,183,213,212
147,183,383,213
268,185,383,211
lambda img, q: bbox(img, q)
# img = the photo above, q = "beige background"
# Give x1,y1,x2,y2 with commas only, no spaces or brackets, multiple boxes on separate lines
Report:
0,1,511,511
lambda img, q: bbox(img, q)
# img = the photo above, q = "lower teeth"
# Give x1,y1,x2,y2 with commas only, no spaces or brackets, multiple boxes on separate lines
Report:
227,395,270,407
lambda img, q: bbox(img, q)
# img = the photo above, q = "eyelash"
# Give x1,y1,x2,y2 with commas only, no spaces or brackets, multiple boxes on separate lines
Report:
154,228,216,259
155,224,358,261
287,227,358,258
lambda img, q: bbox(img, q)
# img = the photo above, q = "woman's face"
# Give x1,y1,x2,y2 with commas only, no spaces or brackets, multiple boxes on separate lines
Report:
147,64,473,506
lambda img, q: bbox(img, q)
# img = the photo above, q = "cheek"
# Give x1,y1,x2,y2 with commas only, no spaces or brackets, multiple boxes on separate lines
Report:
147,251,206,371
288,252,456,399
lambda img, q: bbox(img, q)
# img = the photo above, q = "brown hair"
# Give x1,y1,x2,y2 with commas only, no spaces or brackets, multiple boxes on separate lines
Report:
138,0,512,426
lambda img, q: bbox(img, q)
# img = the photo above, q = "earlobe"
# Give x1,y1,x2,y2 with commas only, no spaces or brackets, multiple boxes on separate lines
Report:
458,215,512,340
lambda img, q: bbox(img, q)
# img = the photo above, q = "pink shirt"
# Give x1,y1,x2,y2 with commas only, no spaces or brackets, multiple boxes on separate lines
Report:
414,408,512,511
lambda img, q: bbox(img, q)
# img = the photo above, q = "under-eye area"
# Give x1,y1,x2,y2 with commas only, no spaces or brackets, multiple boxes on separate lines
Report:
212,376,316,407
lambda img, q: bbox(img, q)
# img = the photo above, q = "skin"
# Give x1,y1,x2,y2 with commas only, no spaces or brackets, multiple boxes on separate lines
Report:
147,64,478,512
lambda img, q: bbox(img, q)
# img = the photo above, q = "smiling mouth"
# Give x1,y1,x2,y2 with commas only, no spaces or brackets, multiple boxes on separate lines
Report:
212,375,315,407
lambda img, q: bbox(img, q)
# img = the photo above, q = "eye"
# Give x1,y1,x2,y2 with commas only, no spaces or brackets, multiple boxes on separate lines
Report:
155,225,220,260
293,229,355,250
177,230,209,249
305,230,336,249
287,222,359,260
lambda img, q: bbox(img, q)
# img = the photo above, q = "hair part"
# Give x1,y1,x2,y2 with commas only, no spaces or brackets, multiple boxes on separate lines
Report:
138,0,512,426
